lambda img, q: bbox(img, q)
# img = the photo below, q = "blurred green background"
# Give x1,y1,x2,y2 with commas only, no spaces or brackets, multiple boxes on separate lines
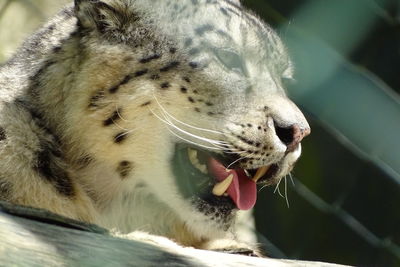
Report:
1,0,399,266
242,0,400,266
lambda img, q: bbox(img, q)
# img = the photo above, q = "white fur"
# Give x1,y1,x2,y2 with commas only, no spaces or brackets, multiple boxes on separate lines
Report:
0,0,310,253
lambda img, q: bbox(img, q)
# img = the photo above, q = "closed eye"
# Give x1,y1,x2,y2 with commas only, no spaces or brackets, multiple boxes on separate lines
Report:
215,49,247,75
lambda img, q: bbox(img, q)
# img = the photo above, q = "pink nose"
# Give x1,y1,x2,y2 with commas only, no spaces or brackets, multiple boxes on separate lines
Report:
275,123,311,152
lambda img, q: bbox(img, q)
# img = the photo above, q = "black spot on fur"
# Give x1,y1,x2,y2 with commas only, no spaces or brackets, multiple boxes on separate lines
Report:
160,61,180,72
0,127,5,141
205,102,213,106
161,82,170,89
70,29,80,38
62,7,74,18
194,107,201,112
103,109,121,126
216,29,231,39
134,69,148,77
226,7,240,17
195,24,214,36
117,161,133,179
53,46,62,53
188,48,200,55
109,74,133,94
114,132,128,143
139,54,161,63
207,112,215,116
184,38,193,47
181,87,188,93
29,60,55,88
189,62,198,69
35,142,75,197
220,7,229,16
169,47,177,54
140,101,151,107
236,135,254,146
188,97,195,103
183,77,191,83
124,56,134,62
89,90,106,108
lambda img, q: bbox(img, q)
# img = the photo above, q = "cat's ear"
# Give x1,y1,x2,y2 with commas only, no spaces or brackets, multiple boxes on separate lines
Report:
74,0,127,33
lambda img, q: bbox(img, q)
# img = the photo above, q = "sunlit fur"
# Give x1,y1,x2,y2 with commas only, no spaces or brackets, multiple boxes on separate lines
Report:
0,0,309,254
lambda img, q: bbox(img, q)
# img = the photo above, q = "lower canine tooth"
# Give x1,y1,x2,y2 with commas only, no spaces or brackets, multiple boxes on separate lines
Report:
252,166,270,182
212,174,233,196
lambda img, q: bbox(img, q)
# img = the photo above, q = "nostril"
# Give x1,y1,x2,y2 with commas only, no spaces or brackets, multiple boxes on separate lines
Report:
274,122,310,152
274,124,294,146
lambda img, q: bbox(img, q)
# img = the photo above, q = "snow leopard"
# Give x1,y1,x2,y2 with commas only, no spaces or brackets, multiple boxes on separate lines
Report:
0,0,310,255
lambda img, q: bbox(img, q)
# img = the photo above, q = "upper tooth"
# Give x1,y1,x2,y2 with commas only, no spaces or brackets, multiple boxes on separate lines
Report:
212,174,233,196
252,166,270,182
188,148,208,174
188,148,198,162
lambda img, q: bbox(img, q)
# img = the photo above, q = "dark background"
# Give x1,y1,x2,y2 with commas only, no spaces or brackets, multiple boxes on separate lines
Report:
243,0,400,266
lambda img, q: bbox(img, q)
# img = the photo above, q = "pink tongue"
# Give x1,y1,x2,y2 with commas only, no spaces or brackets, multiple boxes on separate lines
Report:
208,158,257,210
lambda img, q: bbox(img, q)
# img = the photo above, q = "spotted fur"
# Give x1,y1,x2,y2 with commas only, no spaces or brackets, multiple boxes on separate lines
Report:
0,0,309,255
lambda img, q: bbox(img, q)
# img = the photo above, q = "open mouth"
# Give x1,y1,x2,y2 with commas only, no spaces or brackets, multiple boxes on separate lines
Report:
172,143,279,211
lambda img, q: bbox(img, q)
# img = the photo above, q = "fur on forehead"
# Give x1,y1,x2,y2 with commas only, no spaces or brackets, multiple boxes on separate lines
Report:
73,0,248,44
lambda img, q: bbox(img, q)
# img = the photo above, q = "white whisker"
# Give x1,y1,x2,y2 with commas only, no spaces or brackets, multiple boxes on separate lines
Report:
226,151,255,169
104,103,130,131
149,109,225,151
284,176,290,208
149,93,229,150
115,103,130,123
161,114,227,149
289,173,295,186
118,127,137,138
152,92,224,135
226,156,244,169
166,126,227,151
224,149,248,155
259,183,268,191
274,178,284,198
